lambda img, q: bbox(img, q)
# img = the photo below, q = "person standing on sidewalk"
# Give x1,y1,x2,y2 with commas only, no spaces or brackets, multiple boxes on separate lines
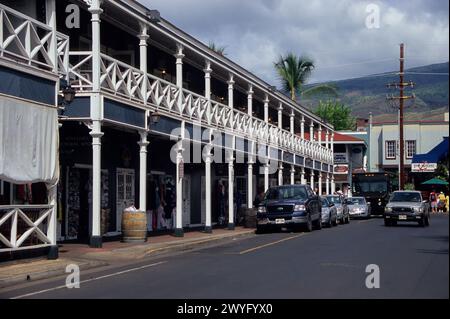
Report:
429,190,437,213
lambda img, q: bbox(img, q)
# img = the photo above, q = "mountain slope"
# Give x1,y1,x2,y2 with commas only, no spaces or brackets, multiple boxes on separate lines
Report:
301,62,449,121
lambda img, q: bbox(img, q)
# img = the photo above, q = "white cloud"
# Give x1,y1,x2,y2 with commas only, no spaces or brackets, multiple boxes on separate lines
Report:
140,0,449,84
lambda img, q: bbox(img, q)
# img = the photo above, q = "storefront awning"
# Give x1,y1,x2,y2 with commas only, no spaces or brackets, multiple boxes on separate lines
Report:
412,137,449,164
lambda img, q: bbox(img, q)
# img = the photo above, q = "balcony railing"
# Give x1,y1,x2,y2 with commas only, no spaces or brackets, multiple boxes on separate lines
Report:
66,51,333,165
0,4,69,76
0,205,55,252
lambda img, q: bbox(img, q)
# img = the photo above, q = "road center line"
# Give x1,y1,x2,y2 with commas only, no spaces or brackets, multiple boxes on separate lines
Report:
10,261,167,299
239,234,305,255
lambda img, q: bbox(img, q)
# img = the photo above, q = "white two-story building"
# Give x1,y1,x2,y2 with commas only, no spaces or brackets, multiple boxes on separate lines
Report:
0,0,336,258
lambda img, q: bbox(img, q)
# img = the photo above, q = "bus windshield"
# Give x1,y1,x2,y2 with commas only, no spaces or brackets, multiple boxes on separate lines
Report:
353,180,388,193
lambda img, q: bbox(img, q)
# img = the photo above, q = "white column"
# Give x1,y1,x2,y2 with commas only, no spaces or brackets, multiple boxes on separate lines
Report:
310,170,315,191
138,23,149,99
310,121,314,142
331,175,336,194
45,0,57,73
205,147,212,233
175,146,184,237
318,125,322,145
290,111,295,134
263,95,269,122
227,74,234,129
228,155,235,230
247,85,253,116
264,163,270,192
89,0,103,248
301,167,306,185
278,103,283,129
204,60,212,98
138,132,149,212
175,44,184,88
325,130,330,149
290,165,295,185
247,159,254,209
300,115,305,139
326,173,330,195
278,163,284,186
318,172,323,195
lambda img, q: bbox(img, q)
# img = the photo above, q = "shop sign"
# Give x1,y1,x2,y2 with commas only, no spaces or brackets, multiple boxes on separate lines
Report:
333,164,349,175
334,153,348,164
411,163,437,173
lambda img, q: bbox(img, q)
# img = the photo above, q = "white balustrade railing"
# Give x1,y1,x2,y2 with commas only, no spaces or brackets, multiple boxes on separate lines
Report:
0,4,69,76
0,205,55,252
66,51,333,165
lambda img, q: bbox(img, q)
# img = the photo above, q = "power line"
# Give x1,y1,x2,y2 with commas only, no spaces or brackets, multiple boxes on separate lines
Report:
404,72,449,76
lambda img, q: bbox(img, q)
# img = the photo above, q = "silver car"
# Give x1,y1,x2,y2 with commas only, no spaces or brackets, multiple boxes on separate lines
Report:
346,197,371,219
320,196,338,227
326,195,350,224
384,191,431,227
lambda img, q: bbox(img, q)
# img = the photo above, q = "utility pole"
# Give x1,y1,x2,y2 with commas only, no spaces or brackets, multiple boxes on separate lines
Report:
387,43,415,190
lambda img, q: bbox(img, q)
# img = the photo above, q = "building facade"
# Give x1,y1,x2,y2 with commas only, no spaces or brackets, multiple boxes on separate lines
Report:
0,0,336,256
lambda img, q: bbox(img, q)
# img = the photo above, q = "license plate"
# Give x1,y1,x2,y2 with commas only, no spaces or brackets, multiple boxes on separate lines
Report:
275,219,285,224
399,215,407,220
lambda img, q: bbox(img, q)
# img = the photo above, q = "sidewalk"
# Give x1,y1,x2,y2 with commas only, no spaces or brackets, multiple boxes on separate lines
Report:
0,227,255,289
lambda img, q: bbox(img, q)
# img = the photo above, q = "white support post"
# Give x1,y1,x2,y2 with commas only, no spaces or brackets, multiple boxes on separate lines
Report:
227,74,234,129
247,160,254,209
247,85,253,117
264,95,269,123
175,44,184,88
205,147,212,233
47,184,58,259
290,165,295,185
331,175,336,194
89,0,103,248
228,153,235,230
204,61,212,98
326,173,330,195
175,145,184,237
264,163,270,192
310,170,315,191
301,167,306,185
138,23,149,105
138,132,149,212
325,130,330,149
45,0,57,73
318,172,323,195
278,163,284,186
290,111,295,134
300,115,305,139
278,103,283,129
318,125,322,145
310,121,314,142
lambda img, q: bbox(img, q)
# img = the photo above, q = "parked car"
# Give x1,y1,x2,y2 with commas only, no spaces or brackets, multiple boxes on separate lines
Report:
320,196,338,227
326,195,350,224
384,191,431,227
346,197,371,219
256,185,322,233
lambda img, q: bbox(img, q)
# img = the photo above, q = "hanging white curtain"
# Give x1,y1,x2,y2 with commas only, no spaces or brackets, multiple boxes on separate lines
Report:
0,95,59,185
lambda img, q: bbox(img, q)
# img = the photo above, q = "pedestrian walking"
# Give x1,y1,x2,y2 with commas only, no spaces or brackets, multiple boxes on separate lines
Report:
429,190,437,213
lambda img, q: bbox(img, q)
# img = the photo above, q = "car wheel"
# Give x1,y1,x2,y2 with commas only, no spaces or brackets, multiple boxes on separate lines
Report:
315,217,322,230
332,216,338,227
425,215,430,227
384,219,391,226
304,214,313,232
256,225,266,234
345,215,350,224
418,219,426,227
328,216,333,228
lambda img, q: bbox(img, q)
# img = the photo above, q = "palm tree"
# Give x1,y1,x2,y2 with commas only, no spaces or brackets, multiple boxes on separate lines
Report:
208,42,227,56
274,53,337,101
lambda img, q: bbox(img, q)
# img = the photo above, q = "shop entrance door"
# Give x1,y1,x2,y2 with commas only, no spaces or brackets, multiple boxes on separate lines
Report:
182,175,191,227
116,168,135,231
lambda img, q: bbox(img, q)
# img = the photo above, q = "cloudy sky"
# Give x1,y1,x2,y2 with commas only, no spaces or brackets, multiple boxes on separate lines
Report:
140,0,449,85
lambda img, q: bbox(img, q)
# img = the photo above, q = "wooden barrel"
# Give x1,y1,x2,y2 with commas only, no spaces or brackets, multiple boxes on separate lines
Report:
121,210,147,243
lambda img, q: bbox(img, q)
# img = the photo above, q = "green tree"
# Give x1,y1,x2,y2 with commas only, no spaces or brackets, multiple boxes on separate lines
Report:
208,42,227,56
314,100,356,131
274,53,337,101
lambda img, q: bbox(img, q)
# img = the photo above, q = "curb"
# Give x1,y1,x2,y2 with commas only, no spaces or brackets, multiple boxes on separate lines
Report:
0,259,108,289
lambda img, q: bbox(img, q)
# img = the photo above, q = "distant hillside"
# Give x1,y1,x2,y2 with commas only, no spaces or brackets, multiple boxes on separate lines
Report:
301,62,449,121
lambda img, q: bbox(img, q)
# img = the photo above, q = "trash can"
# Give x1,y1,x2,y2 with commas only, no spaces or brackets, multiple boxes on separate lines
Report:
121,207,147,243
244,207,257,228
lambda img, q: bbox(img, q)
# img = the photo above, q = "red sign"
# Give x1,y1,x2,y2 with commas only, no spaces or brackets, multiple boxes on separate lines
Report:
333,164,349,175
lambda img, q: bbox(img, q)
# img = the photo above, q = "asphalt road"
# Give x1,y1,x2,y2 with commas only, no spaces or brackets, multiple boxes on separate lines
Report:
1,215,448,299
